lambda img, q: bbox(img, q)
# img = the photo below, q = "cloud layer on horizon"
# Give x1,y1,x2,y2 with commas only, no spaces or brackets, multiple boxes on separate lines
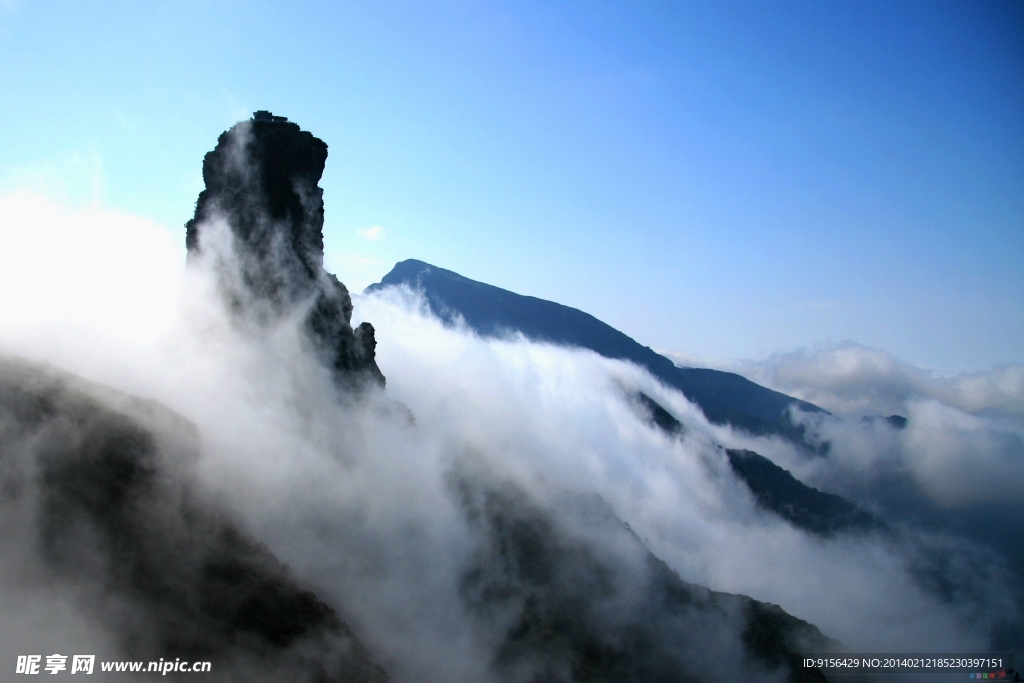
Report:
715,342,1024,421
663,343,1024,513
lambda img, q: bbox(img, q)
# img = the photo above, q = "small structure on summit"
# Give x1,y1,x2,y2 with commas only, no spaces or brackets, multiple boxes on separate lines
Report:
253,110,289,122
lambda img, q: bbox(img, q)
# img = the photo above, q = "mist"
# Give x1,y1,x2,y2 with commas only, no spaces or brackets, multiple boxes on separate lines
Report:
731,343,1023,420
0,187,1019,681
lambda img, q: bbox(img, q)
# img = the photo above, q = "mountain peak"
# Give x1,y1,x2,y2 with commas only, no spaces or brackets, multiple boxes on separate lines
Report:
369,259,824,437
185,116,384,388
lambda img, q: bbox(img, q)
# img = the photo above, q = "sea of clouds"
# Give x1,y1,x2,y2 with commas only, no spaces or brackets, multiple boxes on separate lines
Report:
0,190,1020,681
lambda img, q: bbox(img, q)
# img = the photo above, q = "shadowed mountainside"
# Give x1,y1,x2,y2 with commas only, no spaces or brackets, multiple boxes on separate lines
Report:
632,391,880,538
450,465,836,683
634,391,687,437
367,260,824,440
0,356,389,682
726,449,882,537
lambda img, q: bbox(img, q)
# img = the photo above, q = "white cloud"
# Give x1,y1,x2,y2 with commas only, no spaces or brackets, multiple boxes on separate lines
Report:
678,341,1024,421
357,225,385,240
666,342,1024,509
0,192,184,374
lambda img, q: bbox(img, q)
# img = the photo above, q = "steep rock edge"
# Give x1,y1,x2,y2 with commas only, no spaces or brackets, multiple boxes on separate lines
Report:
186,113,384,389
0,355,388,682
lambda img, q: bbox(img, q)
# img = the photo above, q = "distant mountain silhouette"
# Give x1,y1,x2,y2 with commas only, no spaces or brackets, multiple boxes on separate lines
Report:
368,260,826,441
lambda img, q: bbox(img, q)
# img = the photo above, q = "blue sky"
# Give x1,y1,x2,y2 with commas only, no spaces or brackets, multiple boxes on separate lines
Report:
1,0,1021,370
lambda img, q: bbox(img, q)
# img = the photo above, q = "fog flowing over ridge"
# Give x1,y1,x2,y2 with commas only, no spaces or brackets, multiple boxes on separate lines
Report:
662,345,1022,559
355,287,1021,647
0,125,1020,679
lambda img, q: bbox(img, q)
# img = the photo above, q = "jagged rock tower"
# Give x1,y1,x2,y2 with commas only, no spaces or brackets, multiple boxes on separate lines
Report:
186,111,385,388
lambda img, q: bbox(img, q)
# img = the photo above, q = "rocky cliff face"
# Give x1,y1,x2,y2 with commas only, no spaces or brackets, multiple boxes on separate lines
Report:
186,113,384,388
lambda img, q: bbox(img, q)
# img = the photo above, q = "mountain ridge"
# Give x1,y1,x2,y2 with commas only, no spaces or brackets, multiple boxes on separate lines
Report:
367,259,826,441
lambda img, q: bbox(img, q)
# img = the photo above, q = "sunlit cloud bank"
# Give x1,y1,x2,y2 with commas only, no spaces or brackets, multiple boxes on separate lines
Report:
683,344,1024,513
0,192,1019,680
734,342,1024,421
0,191,184,388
